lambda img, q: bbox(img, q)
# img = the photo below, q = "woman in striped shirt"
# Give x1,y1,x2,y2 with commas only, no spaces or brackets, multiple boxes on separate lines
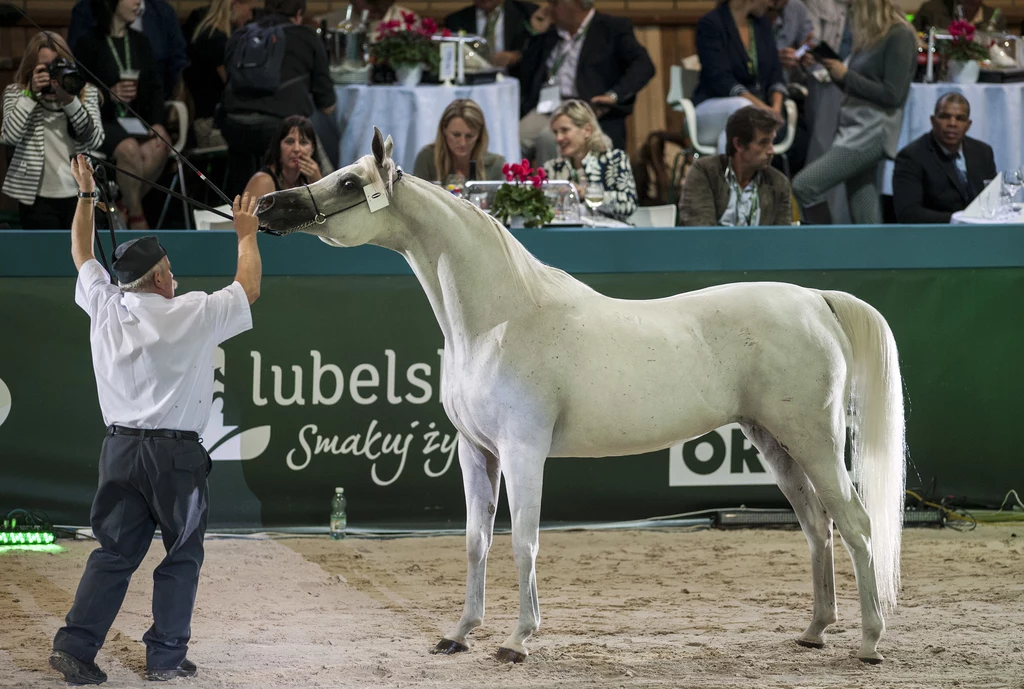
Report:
2,32,104,229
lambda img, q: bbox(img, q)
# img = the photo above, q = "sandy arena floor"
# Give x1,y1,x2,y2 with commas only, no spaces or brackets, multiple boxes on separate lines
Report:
1,524,1021,688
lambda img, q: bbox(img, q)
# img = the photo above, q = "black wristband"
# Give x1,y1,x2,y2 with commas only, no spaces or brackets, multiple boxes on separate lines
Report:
77,190,98,198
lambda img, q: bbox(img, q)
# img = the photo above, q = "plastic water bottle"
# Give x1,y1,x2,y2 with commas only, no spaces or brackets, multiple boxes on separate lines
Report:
330,487,347,540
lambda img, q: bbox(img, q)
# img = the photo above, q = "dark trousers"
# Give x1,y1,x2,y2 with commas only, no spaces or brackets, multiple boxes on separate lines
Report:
53,431,211,670
220,112,282,198
19,196,77,230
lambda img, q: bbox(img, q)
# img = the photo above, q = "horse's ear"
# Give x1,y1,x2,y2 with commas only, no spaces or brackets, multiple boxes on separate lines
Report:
384,135,394,162
372,126,387,166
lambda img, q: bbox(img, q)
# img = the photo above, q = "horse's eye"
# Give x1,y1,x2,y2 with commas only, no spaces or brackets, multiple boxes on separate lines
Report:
342,179,356,191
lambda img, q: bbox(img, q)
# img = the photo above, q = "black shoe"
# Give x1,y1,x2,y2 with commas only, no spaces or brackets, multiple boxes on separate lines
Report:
146,658,197,681
49,650,107,685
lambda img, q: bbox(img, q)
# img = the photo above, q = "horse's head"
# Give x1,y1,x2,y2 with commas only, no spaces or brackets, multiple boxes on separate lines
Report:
256,127,399,247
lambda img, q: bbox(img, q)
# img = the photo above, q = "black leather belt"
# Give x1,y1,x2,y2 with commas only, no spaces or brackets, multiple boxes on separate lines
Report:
107,425,199,442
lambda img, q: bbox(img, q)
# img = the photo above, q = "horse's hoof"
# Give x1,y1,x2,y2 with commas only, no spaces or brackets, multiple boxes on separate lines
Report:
495,647,527,664
858,655,884,665
795,638,825,649
431,639,469,655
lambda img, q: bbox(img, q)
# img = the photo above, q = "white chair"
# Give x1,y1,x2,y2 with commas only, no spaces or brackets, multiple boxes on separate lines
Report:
667,59,799,174
193,204,234,231
629,204,677,227
156,99,191,229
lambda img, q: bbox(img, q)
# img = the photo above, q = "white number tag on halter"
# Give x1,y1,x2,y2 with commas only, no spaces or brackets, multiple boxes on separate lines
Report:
363,180,389,212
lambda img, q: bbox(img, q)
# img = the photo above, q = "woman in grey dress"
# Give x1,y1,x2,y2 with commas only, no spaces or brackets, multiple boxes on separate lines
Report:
791,0,916,224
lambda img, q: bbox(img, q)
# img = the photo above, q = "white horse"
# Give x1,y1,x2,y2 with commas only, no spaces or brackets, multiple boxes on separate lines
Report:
256,129,906,664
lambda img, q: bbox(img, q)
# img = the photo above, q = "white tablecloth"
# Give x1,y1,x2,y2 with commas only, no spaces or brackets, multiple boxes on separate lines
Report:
882,82,1024,194
334,79,521,174
951,209,1024,224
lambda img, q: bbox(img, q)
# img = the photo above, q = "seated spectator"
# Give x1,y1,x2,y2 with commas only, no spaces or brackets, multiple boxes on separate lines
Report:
913,0,995,32
692,0,787,154
444,0,538,81
74,0,170,230
219,0,336,197
1,33,104,230
413,99,505,184
769,0,813,83
542,99,637,222
183,0,260,149
518,0,654,165
69,0,187,100
243,115,323,197
766,0,813,175
892,92,996,224
791,0,915,225
678,106,791,226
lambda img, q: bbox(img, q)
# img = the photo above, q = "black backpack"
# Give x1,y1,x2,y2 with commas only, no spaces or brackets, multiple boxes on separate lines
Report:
225,22,300,96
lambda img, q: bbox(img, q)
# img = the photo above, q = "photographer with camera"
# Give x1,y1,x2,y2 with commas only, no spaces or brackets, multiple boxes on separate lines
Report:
2,32,104,230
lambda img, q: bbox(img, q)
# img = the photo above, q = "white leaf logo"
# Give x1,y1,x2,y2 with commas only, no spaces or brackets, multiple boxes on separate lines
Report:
206,347,271,461
0,376,10,428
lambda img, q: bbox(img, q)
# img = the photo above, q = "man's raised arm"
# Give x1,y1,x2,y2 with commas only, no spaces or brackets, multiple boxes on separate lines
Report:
232,193,262,305
70,154,97,271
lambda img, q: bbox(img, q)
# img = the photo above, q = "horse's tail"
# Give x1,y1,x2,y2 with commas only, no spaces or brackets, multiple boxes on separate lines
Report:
818,290,906,612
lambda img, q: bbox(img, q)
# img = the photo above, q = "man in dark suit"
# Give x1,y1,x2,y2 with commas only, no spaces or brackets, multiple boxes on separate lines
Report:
518,0,655,163
892,92,997,224
444,0,538,82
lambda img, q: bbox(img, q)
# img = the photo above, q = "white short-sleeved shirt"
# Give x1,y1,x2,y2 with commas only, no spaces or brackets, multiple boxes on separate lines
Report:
75,259,253,434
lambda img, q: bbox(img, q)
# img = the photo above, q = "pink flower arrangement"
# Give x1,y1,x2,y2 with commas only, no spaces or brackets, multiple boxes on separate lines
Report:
493,159,554,227
502,158,548,189
942,19,990,62
370,12,450,70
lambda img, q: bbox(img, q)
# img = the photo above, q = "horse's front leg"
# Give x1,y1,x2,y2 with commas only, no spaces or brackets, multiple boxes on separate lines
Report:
495,446,548,663
432,438,500,655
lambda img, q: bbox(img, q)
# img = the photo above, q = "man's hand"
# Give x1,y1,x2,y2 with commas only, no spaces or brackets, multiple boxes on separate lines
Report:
822,58,847,82
492,50,521,67
530,5,553,34
233,192,260,239
590,93,616,118
71,154,95,193
298,155,322,183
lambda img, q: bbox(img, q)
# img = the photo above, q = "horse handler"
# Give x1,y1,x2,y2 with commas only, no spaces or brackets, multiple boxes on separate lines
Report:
49,154,262,684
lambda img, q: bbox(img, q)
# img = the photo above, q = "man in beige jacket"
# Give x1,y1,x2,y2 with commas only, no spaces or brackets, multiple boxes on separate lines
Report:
678,106,793,227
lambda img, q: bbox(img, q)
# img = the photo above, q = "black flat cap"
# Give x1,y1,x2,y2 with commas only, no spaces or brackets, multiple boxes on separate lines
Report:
112,236,167,284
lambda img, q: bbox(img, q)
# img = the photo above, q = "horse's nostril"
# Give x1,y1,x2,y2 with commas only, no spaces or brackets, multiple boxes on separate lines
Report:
256,196,275,214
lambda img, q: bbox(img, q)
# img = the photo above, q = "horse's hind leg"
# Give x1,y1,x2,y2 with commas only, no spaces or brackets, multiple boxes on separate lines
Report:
433,438,500,655
741,424,837,649
774,425,886,663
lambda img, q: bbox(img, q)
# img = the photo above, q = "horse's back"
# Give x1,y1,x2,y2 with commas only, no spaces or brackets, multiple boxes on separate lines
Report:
488,281,853,458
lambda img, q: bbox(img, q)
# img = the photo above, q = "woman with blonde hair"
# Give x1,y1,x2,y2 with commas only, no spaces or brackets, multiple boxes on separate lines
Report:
543,99,637,222
413,99,505,184
2,32,104,229
791,0,916,224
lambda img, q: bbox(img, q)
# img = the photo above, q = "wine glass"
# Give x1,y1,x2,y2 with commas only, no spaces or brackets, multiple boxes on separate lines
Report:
583,181,605,217
1000,169,1022,211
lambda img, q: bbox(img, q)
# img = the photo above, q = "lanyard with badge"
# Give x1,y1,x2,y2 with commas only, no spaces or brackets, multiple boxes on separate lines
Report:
745,19,758,79
537,22,589,114
106,34,148,136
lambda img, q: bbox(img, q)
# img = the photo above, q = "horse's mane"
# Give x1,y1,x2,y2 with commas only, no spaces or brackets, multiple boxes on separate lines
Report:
363,154,591,306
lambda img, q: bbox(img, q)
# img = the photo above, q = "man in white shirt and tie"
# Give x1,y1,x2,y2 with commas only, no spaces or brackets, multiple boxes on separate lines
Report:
49,155,262,685
444,0,539,78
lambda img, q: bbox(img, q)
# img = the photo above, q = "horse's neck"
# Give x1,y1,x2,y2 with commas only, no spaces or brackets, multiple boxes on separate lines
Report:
385,181,537,342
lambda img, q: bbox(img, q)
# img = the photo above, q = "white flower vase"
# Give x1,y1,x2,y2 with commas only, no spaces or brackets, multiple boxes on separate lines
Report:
947,59,980,84
393,63,423,87
507,215,525,229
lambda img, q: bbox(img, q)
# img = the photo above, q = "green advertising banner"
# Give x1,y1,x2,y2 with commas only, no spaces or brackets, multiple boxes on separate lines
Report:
1,228,1022,529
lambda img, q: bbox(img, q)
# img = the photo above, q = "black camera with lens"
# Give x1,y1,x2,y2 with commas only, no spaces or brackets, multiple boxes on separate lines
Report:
41,57,86,95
